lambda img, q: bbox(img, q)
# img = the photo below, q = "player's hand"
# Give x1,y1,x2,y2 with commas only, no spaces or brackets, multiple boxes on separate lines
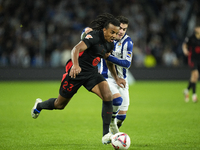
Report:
85,27,93,34
104,53,111,59
116,78,126,88
69,65,81,78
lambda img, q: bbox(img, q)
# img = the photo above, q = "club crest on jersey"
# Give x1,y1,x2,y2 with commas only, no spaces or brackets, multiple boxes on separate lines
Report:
85,34,93,39
118,43,121,47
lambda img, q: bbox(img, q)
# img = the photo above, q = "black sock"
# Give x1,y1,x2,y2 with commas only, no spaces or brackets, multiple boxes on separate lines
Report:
192,83,196,94
36,98,56,111
187,81,192,90
117,121,123,129
102,101,113,136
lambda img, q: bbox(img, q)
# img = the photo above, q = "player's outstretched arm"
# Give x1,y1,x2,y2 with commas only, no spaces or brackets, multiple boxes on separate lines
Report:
182,43,189,56
105,59,126,88
70,41,87,78
106,55,131,68
107,39,133,68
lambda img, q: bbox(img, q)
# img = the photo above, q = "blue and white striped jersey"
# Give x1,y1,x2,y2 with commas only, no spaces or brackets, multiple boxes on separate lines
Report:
100,33,134,79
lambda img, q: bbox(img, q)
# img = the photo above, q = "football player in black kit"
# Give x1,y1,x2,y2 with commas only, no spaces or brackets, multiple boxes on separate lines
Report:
31,13,126,145
182,23,200,103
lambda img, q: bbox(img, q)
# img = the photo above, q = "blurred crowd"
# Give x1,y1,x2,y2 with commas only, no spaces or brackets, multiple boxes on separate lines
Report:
0,0,199,68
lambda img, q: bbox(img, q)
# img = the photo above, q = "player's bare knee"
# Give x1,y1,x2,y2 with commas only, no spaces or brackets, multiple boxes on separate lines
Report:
54,102,66,110
56,104,66,110
191,75,198,82
191,70,199,81
102,92,113,102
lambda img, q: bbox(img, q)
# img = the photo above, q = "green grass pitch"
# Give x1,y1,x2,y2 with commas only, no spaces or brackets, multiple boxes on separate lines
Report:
0,81,200,150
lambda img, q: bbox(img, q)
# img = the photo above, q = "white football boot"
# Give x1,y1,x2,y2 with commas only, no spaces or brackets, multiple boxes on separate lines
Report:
102,132,112,145
192,94,198,103
109,118,119,134
183,89,189,102
31,98,42,119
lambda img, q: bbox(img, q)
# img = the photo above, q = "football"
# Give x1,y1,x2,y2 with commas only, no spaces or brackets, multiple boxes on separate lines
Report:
111,132,131,150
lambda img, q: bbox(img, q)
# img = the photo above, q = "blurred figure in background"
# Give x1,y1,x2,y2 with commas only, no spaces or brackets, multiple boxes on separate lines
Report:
162,46,179,67
50,49,61,67
182,22,200,103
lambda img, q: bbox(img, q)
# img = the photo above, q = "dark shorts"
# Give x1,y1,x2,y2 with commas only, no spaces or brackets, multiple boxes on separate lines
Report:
188,60,200,72
59,71,106,98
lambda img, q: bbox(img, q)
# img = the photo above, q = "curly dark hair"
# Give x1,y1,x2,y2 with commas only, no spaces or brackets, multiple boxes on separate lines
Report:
90,13,120,30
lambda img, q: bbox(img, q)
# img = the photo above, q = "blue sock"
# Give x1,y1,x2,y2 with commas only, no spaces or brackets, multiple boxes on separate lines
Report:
112,97,123,119
116,114,126,128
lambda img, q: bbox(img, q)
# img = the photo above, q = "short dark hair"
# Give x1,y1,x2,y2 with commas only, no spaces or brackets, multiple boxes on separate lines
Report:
91,13,120,30
116,16,129,25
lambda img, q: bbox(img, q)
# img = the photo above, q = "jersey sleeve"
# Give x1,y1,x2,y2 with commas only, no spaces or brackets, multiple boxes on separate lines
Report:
125,39,134,62
82,31,99,48
107,39,134,68
80,27,89,40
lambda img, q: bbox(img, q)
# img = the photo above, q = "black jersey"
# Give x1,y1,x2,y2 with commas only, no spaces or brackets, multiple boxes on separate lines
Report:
185,34,200,63
80,30,114,72
65,30,114,74
60,30,113,98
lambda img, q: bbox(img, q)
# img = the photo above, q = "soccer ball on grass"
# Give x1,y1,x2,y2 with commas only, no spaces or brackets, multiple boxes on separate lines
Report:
111,132,131,150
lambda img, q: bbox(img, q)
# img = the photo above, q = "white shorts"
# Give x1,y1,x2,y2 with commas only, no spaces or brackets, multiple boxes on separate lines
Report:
107,78,130,111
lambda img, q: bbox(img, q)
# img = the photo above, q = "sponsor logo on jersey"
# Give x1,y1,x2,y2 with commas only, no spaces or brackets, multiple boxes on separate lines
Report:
127,51,132,57
92,57,100,66
126,51,132,61
85,34,93,39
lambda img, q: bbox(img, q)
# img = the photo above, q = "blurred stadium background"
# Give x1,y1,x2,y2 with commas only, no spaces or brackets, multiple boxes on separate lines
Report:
0,0,200,80
1,1,200,149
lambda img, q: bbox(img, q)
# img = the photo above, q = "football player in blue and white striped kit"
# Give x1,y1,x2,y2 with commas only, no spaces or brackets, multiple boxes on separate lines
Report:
81,16,133,135
101,16,133,134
